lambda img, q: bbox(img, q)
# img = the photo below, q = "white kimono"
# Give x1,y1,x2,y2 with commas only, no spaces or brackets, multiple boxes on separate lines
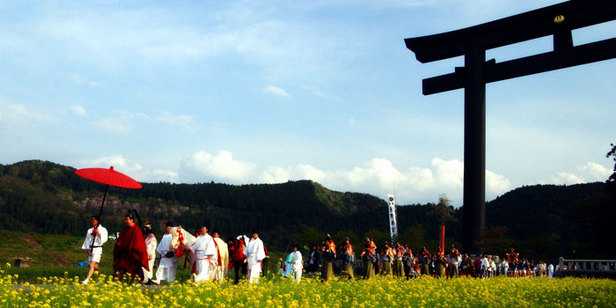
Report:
143,233,157,282
81,225,108,263
190,234,216,282
291,250,303,283
155,233,178,283
243,237,266,283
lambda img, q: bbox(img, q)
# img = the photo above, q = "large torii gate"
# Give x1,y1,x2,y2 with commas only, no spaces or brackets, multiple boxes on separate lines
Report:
405,0,616,253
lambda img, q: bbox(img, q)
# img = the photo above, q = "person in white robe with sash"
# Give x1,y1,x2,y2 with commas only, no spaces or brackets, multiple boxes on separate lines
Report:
243,231,266,283
191,225,217,282
154,221,178,284
81,215,108,285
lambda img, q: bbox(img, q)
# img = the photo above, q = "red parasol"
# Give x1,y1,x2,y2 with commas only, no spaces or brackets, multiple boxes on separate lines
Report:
75,166,143,249
75,166,142,189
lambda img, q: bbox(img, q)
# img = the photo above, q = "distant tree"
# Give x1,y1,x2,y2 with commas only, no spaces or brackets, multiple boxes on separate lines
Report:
477,227,515,256
397,224,426,251
332,229,360,250
366,228,390,247
607,143,616,192
293,227,325,249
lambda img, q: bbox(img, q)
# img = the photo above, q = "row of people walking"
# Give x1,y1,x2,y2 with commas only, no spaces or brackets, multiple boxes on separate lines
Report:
80,213,269,285
297,236,554,281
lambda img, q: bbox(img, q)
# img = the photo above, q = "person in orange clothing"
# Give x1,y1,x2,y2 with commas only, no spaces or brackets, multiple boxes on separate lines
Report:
341,238,355,279
321,234,336,281
361,237,377,279
380,242,394,276
418,247,431,276
393,242,405,277
113,211,149,283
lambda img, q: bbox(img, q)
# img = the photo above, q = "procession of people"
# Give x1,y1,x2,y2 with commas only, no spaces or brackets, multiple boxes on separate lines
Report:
81,212,553,285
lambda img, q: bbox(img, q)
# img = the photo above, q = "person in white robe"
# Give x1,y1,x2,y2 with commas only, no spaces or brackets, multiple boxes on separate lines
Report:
191,225,217,282
142,222,158,284
211,232,229,283
243,231,266,283
290,244,303,283
81,215,108,285
154,222,178,284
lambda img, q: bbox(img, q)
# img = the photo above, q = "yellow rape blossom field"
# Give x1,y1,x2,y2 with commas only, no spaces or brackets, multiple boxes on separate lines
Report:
1,264,616,307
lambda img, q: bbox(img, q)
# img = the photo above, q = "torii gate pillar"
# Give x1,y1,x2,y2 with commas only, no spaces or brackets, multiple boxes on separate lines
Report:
405,0,616,253
463,47,486,253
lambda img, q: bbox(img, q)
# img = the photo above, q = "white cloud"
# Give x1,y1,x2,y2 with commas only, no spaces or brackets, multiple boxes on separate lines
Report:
69,105,87,116
176,152,513,205
1,103,49,121
576,162,611,181
543,162,611,185
80,151,514,206
301,85,337,101
259,166,290,183
264,85,290,98
296,164,327,183
155,112,199,133
182,150,256,183
151,169,180,183
83,155,145,182
93,110,149,135
70,73,99,87
545,172,584,185
94,117,132,135
486,170,511,197
431,157,464,189
0,103,52,139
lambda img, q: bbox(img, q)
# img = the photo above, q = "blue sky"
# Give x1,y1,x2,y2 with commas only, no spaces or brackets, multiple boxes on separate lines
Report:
1,0,614,206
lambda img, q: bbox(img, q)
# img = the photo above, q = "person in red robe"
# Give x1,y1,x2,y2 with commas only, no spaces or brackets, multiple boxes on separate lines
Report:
113,212,149,283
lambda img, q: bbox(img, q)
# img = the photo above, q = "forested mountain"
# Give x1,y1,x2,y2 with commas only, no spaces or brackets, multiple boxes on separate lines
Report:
0,160,614,261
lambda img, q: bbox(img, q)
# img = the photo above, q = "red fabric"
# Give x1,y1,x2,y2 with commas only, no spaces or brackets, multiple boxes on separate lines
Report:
229,238,246,264
212,236,222,266
174,229,189,257
75,166,142,189
113,224,149,272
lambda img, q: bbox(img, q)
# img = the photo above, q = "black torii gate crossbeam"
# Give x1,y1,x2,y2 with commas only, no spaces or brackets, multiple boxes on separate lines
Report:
404,0,616,253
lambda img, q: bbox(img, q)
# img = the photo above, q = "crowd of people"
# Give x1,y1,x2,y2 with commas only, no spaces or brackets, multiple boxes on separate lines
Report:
80,212,555,286
293,237,556,281
80,212,268,285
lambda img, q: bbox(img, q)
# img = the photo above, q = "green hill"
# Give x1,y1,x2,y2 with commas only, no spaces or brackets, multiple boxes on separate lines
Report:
1,159,614,264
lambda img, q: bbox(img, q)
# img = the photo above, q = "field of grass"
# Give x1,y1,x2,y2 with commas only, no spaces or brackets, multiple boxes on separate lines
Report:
1,263,616,307
3,229,616,307
0,230,91,268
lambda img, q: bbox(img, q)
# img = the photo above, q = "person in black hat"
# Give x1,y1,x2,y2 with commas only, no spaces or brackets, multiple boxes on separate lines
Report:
81,215,109,285
113,212,149,283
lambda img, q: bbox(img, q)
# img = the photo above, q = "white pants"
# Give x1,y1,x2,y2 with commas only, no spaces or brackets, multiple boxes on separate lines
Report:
292,265,302,283
142,258,155,282
194,259,212,282
88,252,102,263
247,262,262,283
155,265,177,283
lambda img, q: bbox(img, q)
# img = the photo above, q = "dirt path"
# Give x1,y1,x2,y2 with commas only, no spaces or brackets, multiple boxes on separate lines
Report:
21,233,69,266
21,233,43,249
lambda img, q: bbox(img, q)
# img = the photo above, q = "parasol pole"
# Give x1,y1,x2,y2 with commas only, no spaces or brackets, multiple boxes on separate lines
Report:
97,184,109,224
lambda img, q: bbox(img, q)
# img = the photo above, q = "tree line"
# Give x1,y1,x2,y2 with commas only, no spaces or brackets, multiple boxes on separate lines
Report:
0,160,614,262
